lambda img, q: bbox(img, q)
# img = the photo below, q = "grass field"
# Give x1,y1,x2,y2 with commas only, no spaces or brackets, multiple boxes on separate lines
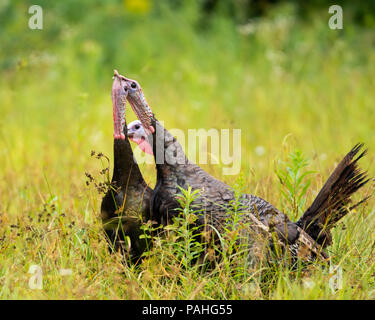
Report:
0,2,375,299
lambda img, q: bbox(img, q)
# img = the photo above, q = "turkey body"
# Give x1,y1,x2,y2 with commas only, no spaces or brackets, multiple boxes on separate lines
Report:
119,72,369,264
148,119,369,263
101,134,152,260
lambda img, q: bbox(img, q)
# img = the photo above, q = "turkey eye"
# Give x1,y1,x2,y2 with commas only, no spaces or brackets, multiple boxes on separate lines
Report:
135,124,140,130
131,82,137,89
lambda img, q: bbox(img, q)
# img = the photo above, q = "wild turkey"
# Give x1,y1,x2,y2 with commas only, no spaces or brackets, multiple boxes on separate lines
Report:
122,73,370,263
100,71,152,261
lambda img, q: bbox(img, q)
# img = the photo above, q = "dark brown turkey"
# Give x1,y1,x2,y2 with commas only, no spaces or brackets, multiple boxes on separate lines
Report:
121,72,370,264
100,71,152,261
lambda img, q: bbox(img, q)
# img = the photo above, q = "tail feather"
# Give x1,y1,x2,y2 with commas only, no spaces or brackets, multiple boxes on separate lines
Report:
297,143,370,247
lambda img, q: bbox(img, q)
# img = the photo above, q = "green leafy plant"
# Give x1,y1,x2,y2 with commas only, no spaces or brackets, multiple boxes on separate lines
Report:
275,149,315,221
171,186,206,269
140,185,206,270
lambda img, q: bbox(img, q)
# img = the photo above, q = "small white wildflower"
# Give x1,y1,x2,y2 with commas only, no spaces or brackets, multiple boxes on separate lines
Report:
255,146,266,156
303,279,315,289
59,269,72,276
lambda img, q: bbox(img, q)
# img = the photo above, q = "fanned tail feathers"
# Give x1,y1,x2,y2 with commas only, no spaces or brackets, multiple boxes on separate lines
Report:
297,143,370,247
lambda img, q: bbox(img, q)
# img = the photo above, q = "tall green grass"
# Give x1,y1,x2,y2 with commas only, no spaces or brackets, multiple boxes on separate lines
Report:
0,2,374,299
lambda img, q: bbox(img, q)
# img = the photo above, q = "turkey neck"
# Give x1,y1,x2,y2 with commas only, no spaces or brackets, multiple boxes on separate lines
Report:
112,124,144,188
149,118,190,183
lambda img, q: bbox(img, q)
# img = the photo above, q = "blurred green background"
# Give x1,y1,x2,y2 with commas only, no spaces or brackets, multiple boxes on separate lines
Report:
1,0,375,238
0,0,375,299
2,0,374,207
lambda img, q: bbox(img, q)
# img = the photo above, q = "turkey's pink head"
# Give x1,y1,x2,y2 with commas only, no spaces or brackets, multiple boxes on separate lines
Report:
112,72,155,135
127,120,153,155
112,70,128,140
